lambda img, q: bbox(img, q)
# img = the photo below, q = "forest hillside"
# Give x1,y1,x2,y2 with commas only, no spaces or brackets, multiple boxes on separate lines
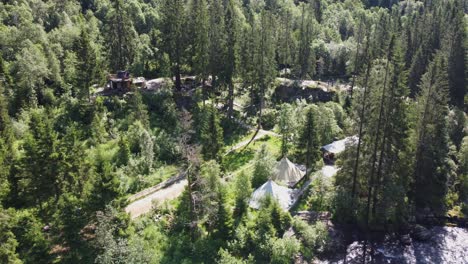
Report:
0,0,466,263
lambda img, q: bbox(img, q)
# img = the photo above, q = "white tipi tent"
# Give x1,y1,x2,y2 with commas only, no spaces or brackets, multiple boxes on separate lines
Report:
249,180,294,210
272,157,305,186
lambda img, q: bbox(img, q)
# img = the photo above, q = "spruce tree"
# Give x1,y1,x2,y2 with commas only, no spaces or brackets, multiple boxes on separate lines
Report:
279,104,295,157
350,28,373,205
370,38,411,222
87,155,120,211
0,54,12,90
224,0,241,118
22,110,62,207
243,10,277,149
208,0,227,94
105,0,138,71
412,53,451,213
256,10,277,113
334,37,412,226
76,27,97,101
128,91,149,128
296,107,320,174
58,125,90,195
161,0,186,91
116,136,131,167
446,0,466,107
201,107,224,161
0,81,13,202
215,185,233,241
408,47,428,97
296,3,315,79
190,0,210,84
199,160,222,234
0,81,12,147
277,7,294,72
0,208,21,264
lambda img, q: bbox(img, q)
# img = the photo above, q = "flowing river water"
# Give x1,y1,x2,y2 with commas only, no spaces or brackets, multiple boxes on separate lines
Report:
316,226,468,264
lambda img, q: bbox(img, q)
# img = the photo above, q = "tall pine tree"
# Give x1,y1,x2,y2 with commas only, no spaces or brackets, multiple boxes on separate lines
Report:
76,27,97,101
105,0,138,71
189,0,210,84
161,0,186,91
296,107,320,174
412,53,451,213
201,107,224,161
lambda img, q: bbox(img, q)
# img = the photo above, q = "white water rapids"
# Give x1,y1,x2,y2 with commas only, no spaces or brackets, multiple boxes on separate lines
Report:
316,226,468,264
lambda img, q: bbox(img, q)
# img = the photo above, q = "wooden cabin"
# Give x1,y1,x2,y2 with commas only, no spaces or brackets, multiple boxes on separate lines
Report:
107,70,132,90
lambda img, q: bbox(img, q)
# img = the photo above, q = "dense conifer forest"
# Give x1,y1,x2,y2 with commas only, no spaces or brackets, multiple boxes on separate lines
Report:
0,0,466,263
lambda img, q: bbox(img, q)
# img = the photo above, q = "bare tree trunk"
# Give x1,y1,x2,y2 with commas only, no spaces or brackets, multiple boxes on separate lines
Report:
227,81,234,118
242,93,262,151
305,121,311,176
175,64,182,92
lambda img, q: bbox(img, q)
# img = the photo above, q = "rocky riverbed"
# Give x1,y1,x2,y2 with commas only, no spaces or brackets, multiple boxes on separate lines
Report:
316,226,468,264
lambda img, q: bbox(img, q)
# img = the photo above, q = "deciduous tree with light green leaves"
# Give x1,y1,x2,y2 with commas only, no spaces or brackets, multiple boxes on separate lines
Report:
252,144,276,188
234,171,252,217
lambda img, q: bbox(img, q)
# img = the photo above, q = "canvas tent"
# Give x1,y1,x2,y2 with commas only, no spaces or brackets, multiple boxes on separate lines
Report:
273,157,305,186
321,136,358,164
249,180,294,210
321,136,359,154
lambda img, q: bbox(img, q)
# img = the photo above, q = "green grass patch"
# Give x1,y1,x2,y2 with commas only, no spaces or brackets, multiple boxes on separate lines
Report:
222,120,251,147
145,165,180,186
223,130,256,151
253,135,281,157
223,148,255,172
222,134,282,181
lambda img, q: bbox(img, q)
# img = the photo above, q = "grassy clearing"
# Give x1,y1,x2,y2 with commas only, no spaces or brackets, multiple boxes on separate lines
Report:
223,130,256,151
223,135,281,180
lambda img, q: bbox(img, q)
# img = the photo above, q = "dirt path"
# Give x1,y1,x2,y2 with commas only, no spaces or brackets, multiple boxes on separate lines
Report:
125,178,188,219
